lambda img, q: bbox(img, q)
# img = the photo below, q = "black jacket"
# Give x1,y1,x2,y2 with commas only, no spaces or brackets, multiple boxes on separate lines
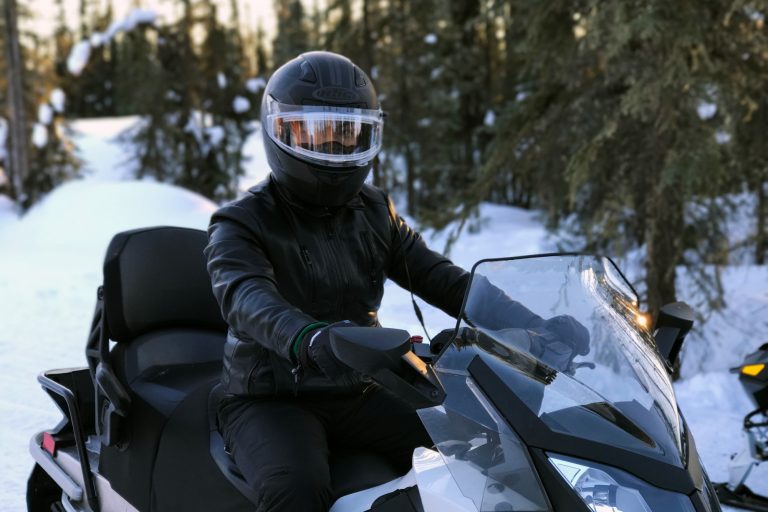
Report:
204,176,468,396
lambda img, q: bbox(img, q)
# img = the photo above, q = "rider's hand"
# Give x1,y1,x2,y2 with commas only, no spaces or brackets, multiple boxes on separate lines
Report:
528,315,590,370
299,320,356,383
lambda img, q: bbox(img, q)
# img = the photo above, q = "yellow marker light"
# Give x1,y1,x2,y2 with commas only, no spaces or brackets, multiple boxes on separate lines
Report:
635,312,650,329
742,364,765,377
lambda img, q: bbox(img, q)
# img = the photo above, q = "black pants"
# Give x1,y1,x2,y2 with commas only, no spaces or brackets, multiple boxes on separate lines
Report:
217,385,432,512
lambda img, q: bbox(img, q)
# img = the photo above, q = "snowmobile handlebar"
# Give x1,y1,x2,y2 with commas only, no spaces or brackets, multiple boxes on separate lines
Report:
330,326,446,408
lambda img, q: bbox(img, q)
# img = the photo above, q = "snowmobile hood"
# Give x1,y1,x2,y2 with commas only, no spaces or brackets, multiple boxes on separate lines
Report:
435,255,684,470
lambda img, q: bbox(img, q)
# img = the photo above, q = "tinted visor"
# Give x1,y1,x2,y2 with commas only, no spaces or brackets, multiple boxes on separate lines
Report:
265,99,383,168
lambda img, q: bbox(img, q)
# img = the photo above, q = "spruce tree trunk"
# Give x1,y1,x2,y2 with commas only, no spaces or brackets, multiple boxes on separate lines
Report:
645,185,684,316
451,0,482,190
395,0,415,215
3,0,28,203
757,175,766,265
361,0,379,188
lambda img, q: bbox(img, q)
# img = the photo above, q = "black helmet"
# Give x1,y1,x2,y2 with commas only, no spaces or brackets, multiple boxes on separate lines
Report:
261,51,383,207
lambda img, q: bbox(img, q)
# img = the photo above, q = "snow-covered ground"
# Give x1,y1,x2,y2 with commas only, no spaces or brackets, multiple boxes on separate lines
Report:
0,117,766,510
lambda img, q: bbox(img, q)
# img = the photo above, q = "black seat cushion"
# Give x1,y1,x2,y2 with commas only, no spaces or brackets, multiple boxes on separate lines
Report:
152,380,254,512
102,226,227,343
112,329,226,416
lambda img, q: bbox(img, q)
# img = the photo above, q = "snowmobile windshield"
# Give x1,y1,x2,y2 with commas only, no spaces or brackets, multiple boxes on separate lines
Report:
435,255,683,469
264,97,384,168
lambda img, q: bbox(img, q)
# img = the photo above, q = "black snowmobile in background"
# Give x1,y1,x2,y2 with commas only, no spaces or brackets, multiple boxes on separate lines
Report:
714,344,768,511
26,226,723,511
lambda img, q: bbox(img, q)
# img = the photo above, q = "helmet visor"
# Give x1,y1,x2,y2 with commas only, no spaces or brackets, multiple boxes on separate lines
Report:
265,99,383,167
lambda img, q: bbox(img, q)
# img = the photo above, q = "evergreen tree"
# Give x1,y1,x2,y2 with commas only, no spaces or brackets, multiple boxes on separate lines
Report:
273,0,309,65
198,0,252,200
476,0,761,315
113,22,157,116
2,0,79,208
123,0,251,202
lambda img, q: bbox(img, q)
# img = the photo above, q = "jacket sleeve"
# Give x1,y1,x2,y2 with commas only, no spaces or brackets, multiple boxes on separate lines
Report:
385,195,470,318
204,204,316,362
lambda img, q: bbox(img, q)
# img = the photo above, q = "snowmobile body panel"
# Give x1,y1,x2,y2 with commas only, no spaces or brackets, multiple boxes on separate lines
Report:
27,230,724,512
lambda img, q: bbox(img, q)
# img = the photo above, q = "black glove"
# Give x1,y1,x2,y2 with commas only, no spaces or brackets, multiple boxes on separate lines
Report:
299,320,356,383
528,315,590,371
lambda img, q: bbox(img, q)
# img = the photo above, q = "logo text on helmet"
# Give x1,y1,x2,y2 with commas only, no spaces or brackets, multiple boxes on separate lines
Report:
313,87,358,103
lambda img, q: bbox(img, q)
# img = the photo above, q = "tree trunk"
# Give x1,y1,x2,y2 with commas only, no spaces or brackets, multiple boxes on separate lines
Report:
361,0,380,188
451,0,482,191
3,0,29,203
645,185,684,316
395,0,415,215
757,175,766,265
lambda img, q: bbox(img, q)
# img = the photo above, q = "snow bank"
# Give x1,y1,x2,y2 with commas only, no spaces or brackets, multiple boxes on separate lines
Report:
379,203,552,334
680,265,768,377
70,117,140,182
0,194,16,221
676,372,768,493
0,180,216,257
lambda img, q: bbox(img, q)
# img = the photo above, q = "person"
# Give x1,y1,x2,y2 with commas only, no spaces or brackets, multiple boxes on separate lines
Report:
204,51,588,511
204,51,469,512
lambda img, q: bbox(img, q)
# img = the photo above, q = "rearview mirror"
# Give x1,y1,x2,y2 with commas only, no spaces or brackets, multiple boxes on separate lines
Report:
653,302,694,371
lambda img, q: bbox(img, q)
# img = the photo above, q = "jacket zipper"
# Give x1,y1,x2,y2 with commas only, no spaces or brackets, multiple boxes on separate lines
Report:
300,246,316,304
361,231,379,291
291,363,302,397
325,215,348,312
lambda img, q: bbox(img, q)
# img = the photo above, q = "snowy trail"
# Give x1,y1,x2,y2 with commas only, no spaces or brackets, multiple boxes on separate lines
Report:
0,117,765,510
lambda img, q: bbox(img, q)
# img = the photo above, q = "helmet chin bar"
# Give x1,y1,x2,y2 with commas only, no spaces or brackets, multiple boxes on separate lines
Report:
268,138,372,208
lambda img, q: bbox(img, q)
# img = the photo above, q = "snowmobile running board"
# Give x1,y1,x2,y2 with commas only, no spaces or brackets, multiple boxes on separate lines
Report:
715,484,768,512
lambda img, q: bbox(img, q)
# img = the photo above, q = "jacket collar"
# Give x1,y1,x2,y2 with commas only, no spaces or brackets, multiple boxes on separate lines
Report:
253,174,366,217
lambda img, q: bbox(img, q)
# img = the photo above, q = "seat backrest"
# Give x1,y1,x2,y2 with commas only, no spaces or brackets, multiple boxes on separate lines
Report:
102,226,227,343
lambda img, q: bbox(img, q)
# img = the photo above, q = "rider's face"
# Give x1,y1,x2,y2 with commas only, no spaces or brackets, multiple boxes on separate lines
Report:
283,119,359,154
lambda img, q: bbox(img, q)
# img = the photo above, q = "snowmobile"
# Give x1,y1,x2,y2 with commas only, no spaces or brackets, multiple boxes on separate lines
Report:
713,344,768,511
26,226,723,511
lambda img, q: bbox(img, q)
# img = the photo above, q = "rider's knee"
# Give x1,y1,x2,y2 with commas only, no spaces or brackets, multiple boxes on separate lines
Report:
254,467,332,511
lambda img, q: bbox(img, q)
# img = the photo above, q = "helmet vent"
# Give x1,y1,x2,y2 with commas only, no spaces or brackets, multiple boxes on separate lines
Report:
354,67,367,87
299,61,317,83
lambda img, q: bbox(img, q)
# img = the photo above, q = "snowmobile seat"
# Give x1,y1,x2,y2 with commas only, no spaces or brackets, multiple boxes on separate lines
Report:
96,226,230,511
207,383,405,504
101,226,228,415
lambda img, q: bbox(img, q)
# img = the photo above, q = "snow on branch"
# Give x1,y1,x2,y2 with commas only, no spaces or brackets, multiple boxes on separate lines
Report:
67,8,158,76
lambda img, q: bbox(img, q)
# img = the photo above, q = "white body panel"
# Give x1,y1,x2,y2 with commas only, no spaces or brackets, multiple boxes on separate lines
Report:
329,447,477,512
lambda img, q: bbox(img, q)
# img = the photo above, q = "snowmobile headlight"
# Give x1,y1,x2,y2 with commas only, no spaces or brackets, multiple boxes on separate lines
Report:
548,454,696,512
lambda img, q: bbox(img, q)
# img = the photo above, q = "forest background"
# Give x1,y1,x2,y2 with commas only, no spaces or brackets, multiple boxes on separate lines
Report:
1,0,767,323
